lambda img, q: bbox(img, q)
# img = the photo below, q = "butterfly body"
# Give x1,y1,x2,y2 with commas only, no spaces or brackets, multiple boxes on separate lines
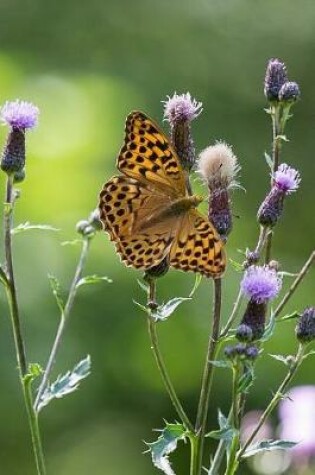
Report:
99,111,226,278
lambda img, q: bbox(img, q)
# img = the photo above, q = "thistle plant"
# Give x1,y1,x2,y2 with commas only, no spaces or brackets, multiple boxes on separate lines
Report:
0,101,111,474
104,59,313,475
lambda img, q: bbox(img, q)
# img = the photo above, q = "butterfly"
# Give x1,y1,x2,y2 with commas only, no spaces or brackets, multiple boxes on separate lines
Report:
99,111,226,278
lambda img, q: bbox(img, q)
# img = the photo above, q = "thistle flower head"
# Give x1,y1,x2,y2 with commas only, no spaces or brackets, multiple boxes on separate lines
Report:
241,266,282,303
274,163,301,194
198,142,239,188
163,92,202,124
264,58,288,101
0,100,39,129
296,307,315,343
279,81,301,103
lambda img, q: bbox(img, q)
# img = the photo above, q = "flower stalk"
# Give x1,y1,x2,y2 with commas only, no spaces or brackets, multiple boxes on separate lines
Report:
194,278,222,475
2,175,46,475
34,236,91,411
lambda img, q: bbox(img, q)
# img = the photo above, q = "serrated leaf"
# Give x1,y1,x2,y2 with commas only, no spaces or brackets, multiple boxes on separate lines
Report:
189,274,202,297
269,354,292,365
209,359,232,369
61,239,82,246
11,222,59,235
37,355,91,411
242,439,297,459
48,274,64,312
153,297,191,321
146,423,187,475
264,151,273,169
76,274,112,288
238,364,255,394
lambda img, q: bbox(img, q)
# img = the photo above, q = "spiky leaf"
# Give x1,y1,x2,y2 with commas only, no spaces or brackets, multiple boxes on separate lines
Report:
242,439,297,459
76,274,112,288
12,222,59,235
146,423,187,475
48,274,64,312
37,355,91,412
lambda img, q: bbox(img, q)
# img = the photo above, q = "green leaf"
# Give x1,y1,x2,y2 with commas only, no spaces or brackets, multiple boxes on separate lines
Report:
269,354,293,366
189,274,202,297
11,222,59,235
153,297,191,321
48,274,64,312
146,422,187,475
264,151,273,169
237,364,255,394
206,427,236,442
279,311,300,322
76,274,112,288
218,409,229,430
133,300,149,314
37,355,91,412
303,349,315,361
277,134,289,143
242,439,297,459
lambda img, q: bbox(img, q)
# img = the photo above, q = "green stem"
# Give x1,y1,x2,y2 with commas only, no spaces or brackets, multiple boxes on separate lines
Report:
3,175,46,475
146,279,193,431
274,250,315,318
195,278,222,475
238,344,304,460
189,434,198,475
34,237,90,410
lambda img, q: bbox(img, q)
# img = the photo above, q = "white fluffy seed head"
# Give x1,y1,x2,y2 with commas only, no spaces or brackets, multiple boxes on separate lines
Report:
198,142,240,187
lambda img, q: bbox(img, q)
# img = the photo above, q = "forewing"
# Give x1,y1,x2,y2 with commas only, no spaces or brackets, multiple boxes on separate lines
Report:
117,111,186,196
170,210,226,277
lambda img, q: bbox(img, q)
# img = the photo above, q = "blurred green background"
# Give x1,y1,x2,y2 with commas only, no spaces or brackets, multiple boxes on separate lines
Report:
0,0,314,474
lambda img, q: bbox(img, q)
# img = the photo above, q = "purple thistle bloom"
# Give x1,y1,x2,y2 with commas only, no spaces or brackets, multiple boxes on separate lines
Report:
163,92,202,124
241,266,282,303
274,163,301,194
264,58,287,101
0,100,39,129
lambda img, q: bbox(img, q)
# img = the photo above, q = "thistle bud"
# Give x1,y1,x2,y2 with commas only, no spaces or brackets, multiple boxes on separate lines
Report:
258,164,300,227
163,92,202,172
224,343,259,361
296,307,315,343
264,58,288,102
279,81,301,103
0,100,39,175
198,142,240,240
239,266,282,341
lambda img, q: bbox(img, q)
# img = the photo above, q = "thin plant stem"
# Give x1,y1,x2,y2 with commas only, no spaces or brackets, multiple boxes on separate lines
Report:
195,278,222,475
146,279,193,431
238,344,304,460
3,175,46,475
274,250,314,318
189,435,198,475
265,103,282,264
34,237,90,410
